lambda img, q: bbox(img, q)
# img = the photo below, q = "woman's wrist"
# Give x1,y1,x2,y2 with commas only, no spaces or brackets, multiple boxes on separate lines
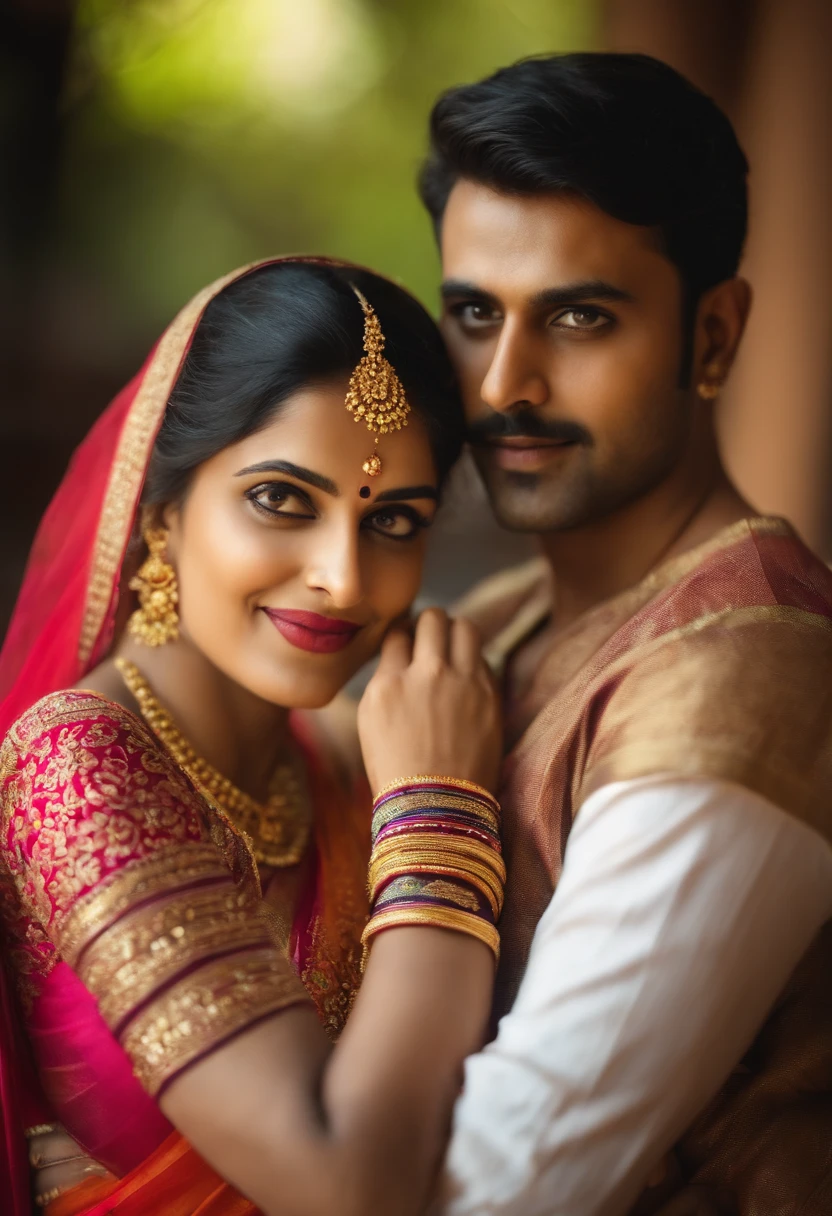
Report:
362,776,504,966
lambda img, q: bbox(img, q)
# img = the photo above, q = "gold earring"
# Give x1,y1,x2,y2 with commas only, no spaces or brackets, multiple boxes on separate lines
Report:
696,380,721,400
127,526,179,647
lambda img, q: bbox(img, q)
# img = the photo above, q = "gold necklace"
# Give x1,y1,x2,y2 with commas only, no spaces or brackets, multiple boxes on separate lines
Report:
115,658,311,868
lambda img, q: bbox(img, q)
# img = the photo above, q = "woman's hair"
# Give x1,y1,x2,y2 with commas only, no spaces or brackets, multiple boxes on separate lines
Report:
419,52,749,310
144,261,464,504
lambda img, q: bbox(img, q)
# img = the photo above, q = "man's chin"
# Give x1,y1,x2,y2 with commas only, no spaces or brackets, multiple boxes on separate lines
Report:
475,460,593,533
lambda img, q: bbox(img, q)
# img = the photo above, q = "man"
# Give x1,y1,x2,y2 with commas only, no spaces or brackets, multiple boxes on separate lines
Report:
420,52,832,1215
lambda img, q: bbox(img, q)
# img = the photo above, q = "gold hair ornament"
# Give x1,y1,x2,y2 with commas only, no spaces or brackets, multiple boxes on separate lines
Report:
127,525,179,647
345,286,411,477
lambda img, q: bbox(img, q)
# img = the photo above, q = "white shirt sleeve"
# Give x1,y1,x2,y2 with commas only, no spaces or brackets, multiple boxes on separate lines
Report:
432,776,832,1216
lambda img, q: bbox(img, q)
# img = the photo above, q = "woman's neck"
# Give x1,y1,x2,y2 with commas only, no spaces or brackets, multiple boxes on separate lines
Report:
104,635,293,801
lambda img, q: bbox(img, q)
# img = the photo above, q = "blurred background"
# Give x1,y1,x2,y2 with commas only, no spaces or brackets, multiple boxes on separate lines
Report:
1,0,830,635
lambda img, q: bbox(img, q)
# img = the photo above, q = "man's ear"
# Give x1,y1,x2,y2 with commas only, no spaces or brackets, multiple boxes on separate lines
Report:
691,277,753,388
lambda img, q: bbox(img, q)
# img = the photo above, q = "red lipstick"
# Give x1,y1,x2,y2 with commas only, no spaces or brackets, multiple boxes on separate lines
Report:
263,608,360,654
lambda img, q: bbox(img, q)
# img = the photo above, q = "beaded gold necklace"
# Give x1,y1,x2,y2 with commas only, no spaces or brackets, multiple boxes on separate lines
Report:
115,658,311,868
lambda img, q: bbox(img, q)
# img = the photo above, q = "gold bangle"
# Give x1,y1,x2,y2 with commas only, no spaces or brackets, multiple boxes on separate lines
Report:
370,864,501,919
369,842,506,908
369,860,504,919
368,847,505,901
368,842,505,891
374,775,499,809
371,832,506,880
362,903,500,960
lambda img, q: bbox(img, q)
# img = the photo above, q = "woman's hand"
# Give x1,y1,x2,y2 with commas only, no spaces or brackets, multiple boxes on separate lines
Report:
29,1125,113,1206
357,608,502,795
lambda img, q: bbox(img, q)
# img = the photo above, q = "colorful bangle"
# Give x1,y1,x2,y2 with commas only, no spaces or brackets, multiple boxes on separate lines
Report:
363,778,504,966
372,793,500,840
370,865,503,921
373,775,499,810
373,873,494,919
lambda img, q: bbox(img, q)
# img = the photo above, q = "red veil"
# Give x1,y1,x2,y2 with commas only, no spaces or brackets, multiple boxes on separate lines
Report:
0,257,370,1213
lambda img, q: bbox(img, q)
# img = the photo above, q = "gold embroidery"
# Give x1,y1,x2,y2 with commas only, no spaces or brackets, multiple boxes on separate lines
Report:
0,691,262,1009
122,946,309,1095
58,844,230,965
80,880,274,1031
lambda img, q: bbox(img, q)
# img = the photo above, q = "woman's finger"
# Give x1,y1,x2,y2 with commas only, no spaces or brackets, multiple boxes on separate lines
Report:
28,1129,83,1169
34,1159,112,1203
412,607,450,668
449,616,482,676
376,625,412,674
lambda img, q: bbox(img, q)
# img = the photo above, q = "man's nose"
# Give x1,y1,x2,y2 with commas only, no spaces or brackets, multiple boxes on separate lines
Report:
479,321,549,414
304,522,363,610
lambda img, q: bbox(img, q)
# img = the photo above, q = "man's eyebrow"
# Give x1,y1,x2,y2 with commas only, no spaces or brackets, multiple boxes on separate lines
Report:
373,485,439,503
234,460,339,496
440,280,499,305
530,280,634,308
440,278,633,308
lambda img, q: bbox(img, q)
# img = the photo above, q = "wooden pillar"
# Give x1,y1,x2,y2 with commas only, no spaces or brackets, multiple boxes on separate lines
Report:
604,0,832,551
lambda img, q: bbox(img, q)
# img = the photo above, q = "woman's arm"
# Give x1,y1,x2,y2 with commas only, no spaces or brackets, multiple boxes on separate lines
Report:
161,609,502,1216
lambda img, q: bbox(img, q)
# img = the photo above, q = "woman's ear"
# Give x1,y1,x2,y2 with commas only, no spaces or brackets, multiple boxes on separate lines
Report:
158,501,182,562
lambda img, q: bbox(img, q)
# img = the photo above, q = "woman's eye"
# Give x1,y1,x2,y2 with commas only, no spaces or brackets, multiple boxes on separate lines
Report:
552,307,609,331
366,508,426,540
247,483,314,518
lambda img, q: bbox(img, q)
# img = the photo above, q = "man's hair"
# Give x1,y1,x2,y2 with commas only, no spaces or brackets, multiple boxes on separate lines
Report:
419,52,749,308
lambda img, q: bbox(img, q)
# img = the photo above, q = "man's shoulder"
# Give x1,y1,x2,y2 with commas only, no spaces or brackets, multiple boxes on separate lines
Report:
453,557,550,638
673,516,832,618
452,558,552,674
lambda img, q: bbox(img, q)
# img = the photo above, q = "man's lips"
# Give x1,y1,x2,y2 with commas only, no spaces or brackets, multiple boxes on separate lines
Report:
262,609,361,654
479,436,577,471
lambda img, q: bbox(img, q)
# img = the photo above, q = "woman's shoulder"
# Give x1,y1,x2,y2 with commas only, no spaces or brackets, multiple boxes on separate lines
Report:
3,687,144,751
0,686,205,829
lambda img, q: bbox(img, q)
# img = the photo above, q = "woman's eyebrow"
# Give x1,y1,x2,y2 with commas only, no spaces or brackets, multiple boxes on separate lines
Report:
234,460,339,496
374,485,439,503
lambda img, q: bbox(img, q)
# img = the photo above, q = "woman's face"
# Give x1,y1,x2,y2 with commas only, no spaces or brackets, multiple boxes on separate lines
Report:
163,377,439,709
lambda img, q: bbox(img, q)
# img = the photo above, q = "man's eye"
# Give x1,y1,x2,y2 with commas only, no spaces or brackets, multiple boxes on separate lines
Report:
552,307,609,330
246,483,314,518
451,302,501,328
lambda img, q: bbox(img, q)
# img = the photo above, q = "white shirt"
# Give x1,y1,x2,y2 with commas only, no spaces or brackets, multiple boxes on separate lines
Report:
433,776,832,1216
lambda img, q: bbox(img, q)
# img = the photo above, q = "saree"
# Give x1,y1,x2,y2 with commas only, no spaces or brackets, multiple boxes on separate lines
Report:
0,259,371,1216
459,516,832,1213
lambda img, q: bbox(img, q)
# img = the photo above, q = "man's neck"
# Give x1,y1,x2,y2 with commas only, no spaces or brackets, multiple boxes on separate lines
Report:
539,459,755,630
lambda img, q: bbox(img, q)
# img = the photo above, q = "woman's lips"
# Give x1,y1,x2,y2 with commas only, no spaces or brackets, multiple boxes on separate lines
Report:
262,608,361,654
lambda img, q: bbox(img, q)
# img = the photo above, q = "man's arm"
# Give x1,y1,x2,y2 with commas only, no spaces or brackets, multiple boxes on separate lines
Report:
432,775,832,1216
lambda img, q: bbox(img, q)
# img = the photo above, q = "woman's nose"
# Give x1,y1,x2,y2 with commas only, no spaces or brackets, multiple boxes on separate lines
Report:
304,523,363,609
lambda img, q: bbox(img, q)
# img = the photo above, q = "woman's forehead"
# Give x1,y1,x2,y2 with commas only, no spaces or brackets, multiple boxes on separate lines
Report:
216,381,438,492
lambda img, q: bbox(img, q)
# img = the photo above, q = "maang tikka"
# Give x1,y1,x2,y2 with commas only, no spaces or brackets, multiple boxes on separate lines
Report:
345,285,411,479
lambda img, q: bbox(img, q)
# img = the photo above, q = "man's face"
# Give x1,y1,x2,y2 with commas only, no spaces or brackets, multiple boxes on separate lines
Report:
439,182,693,533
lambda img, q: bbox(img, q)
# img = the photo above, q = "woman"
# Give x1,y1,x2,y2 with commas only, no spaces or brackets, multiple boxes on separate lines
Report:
0,257,503,1215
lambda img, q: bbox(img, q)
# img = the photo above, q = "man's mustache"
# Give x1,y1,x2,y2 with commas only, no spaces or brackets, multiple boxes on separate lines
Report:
467,409,591,446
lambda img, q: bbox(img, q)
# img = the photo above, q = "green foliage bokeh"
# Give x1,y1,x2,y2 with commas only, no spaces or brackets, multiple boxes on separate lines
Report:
63,0,597,342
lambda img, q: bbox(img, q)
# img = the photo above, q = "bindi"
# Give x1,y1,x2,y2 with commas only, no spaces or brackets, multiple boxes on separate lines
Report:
359,485,371,499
